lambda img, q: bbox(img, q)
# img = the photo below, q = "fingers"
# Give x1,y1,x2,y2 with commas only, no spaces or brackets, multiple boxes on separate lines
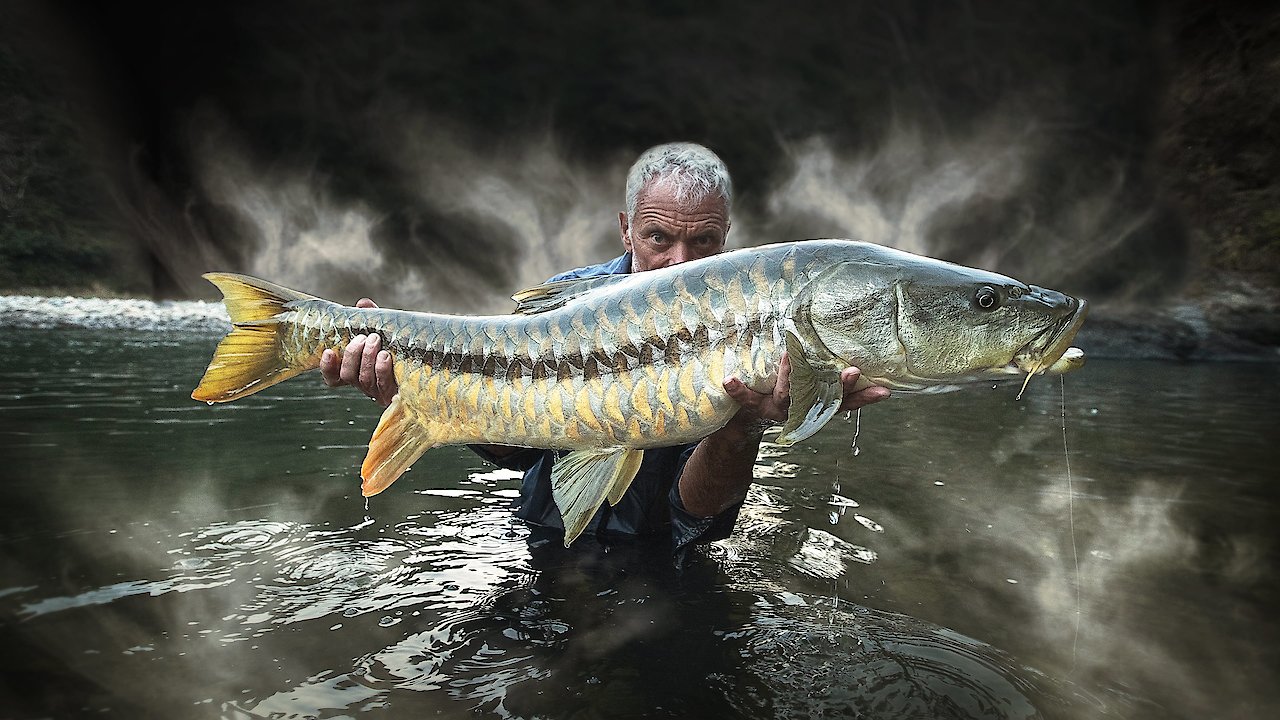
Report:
317,293,393,404
722,357,790,424
320,348,341,387
340,334,367,387
849,385,891,409
374,350,396,406
773,352,792,407
722,376,755,404
838,366,891,412
359,333,381,391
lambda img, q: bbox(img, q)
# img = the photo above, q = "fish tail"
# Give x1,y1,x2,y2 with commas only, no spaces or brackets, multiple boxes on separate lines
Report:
192,273,320,403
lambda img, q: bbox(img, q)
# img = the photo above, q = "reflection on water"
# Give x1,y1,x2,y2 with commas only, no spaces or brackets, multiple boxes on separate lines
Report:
0,329,1276,719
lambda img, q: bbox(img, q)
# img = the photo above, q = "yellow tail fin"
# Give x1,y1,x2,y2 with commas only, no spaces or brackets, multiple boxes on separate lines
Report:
192,273,319,403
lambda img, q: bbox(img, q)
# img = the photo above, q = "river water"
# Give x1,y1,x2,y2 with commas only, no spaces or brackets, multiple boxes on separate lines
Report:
0,324,1276,719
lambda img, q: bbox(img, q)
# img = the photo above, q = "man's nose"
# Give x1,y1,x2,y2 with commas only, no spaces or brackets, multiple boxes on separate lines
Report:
669,242,693,264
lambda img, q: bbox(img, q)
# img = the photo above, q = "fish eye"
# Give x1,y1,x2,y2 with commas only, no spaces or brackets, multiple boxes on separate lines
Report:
975,286,1000,310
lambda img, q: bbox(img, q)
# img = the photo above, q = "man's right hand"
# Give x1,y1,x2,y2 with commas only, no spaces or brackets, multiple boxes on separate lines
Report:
319,298,398,407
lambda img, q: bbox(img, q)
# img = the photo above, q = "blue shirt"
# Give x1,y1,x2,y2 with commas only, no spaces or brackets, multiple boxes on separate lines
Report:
471,253,743,565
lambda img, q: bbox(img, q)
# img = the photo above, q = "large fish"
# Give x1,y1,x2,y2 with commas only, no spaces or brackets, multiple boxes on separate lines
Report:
193,240,1087,544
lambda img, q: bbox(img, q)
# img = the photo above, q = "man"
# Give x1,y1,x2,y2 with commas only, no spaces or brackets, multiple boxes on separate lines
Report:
321,143,889,561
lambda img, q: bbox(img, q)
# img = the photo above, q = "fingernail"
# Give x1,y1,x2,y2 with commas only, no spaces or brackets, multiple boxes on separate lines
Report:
378,351,390,361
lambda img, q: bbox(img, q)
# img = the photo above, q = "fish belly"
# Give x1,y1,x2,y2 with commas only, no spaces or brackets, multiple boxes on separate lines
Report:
374,270,789,451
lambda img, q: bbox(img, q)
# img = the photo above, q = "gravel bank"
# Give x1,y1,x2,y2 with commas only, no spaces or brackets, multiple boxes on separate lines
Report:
0,295,230,333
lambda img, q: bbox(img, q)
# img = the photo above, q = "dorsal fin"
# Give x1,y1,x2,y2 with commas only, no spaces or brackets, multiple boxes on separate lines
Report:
510,275,630,315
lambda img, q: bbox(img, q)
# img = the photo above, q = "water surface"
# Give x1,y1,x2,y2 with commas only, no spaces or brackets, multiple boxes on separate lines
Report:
1,328,1276,719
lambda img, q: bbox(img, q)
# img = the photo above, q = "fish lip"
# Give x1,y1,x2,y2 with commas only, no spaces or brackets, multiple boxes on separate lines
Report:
1013,297,1089,374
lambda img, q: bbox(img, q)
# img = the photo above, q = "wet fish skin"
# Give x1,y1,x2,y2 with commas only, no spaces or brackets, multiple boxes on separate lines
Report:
257,248,792,452
193,239,1087,545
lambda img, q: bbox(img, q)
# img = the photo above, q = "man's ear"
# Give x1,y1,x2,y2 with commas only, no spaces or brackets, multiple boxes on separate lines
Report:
618,211,633,252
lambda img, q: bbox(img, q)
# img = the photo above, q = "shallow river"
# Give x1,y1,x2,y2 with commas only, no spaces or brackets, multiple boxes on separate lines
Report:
1,328,1276,719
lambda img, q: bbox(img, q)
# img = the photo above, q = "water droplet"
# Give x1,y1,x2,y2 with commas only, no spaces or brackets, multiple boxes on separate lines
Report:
849,408,863,457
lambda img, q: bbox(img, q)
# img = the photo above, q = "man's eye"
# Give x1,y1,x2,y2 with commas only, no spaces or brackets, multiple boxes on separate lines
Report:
649,233,667,243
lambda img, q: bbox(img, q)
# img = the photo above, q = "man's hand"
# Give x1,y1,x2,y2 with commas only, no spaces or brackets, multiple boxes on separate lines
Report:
722,353,891,428
678,355,890,518
319,298,398,407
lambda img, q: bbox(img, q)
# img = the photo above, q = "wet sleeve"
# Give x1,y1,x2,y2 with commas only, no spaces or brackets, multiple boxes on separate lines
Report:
667,445,744,567
467,444,545,472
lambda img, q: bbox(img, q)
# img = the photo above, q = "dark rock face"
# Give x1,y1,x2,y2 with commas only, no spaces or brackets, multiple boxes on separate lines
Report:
1,1,1277,360
1082,276,1280,361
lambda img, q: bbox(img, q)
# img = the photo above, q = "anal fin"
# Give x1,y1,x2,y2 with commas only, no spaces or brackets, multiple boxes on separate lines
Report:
551,448,644,546
361,394,436,496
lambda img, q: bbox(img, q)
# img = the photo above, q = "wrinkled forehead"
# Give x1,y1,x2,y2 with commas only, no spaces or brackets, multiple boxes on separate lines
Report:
633,181,731,224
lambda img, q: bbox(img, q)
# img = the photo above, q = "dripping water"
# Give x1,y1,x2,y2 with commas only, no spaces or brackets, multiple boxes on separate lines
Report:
830,410,864,525
830,457,842,525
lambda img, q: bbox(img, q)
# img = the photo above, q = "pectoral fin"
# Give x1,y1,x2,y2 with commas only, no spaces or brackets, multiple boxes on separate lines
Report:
776,332,844,445
551,447,644,546
360,394,436,496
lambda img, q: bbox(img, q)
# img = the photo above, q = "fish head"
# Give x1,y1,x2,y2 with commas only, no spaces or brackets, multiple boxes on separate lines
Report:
806,250,1088,389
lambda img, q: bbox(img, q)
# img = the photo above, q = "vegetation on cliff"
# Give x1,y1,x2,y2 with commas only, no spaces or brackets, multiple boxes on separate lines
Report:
0,2,1275,359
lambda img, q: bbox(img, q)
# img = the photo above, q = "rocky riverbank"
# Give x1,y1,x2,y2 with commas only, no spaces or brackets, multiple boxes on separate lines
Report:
0,295,230,334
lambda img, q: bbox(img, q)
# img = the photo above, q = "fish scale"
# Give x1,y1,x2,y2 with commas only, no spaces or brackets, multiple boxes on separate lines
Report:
193,239,1088,546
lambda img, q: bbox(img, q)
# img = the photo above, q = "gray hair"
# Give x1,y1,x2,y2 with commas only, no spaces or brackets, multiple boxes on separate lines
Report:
624,142,733,223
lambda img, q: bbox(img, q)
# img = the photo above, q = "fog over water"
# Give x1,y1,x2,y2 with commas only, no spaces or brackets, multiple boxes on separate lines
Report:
5,1,1193,311
1,326,1276,719
2,2,1277,718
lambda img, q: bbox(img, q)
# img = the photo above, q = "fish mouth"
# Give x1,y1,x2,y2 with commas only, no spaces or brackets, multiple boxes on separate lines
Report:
1013,296,1089,376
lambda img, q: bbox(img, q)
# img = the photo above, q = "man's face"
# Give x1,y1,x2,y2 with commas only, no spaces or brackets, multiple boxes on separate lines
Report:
619,180,730,272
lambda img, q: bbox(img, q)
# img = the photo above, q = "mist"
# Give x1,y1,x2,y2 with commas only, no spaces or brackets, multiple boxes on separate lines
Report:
3,0,1202,314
